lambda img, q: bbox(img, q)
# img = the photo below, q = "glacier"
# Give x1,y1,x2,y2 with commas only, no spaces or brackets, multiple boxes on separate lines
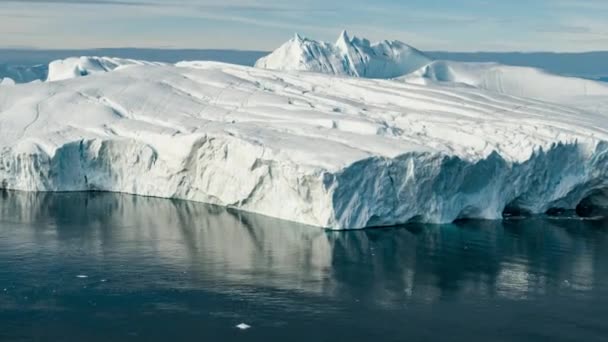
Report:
0,60,607,229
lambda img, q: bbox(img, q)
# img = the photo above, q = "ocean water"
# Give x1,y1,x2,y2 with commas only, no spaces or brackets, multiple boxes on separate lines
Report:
0,191,606,341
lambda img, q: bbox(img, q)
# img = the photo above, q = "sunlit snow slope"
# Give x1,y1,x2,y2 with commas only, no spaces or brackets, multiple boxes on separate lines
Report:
0,62,607,228
255,31,431,78
401,60,608,111
256,32,608,114
47,56,166,81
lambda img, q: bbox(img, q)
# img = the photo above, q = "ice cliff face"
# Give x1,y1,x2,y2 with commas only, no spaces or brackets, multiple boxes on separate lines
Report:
1,62,607,228
254,31,431,78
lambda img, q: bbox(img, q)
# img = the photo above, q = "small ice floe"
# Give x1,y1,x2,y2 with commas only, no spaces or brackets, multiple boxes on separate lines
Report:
76,275,88,279
236,323,251,330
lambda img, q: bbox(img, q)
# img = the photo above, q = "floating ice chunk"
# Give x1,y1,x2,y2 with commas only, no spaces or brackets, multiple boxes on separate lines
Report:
236,323,251,330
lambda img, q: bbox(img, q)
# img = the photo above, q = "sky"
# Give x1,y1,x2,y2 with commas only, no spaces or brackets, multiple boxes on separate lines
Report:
1,0,607,52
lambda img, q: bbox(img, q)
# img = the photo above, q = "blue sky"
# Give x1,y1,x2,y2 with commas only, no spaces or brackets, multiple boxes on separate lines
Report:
1,0,607,51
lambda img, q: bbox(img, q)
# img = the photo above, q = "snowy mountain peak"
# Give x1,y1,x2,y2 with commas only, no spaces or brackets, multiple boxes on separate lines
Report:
336,30,351,46
255,31,432,79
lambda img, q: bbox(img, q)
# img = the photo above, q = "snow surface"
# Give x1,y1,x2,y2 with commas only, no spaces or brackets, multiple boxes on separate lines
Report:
0,78,16,86
47,56,166,82
1,56,163,84
254,31,431,78
1,61,607,229
255,32,608,115
400,60,608,111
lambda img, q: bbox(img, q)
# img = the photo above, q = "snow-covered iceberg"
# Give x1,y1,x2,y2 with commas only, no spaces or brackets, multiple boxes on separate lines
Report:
256,31,608,114
400,60,608,111
0,77,15,86
1,61,607,229
1,57,164,84
0,63,47,84
47,56,166,82
254,30,431,78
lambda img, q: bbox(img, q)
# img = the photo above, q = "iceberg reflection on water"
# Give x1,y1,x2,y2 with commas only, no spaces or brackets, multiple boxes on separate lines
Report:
0,191,606,340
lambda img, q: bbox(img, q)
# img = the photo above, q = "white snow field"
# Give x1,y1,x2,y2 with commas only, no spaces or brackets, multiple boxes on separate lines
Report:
1,60,607,229
255,31,431,78
46,56,166,82
256,32,608,114
400,60,608,112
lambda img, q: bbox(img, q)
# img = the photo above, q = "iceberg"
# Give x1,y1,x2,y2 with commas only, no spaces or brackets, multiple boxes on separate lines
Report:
0,77,15,86
256,31,608,115
400,60,608,111
0,61,607,229
47,56,166,82
254,30,431,78
1,57,165,84
0,63,47,84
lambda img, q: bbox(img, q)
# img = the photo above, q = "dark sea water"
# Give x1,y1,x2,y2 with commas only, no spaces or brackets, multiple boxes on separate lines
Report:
0,192,606,342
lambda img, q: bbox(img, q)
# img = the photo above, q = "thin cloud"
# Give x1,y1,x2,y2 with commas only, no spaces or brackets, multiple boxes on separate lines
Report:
0,0,154,6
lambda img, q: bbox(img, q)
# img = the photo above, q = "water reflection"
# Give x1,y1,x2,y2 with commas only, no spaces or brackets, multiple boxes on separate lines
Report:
0,191,606,308
0,191,332,295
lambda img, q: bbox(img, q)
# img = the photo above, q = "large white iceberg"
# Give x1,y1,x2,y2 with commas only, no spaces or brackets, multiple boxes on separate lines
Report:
255,32,608,115
0,61,607,228
254,30,431,78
